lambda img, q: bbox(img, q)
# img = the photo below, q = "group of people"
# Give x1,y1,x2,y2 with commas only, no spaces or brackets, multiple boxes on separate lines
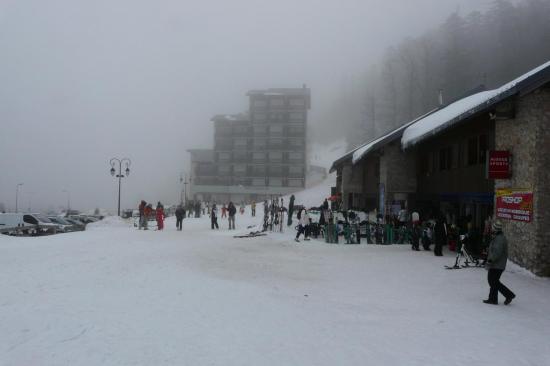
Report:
209,201,237,230
138,200,165,230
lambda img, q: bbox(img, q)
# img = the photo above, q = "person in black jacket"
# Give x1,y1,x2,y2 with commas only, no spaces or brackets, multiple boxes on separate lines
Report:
228,202,236,230
434,215,447,256
484,221,515,305
211,204,219,229
175,205,184,231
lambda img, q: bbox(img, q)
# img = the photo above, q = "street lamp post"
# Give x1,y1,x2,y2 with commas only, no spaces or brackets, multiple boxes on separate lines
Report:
109,158,131,216
15,183,23,213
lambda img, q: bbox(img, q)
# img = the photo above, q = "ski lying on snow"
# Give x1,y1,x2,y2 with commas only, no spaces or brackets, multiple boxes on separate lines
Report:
233,232,267,238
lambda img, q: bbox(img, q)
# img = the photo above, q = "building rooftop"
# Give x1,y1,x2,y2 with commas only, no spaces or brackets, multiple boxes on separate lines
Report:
210,113,250,123
246,87,311,97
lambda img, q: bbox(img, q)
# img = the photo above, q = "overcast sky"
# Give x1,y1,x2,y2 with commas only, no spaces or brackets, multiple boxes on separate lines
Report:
0,0,496,213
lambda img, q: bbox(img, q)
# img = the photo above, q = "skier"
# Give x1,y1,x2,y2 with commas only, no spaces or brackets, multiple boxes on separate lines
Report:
251,201,256,217
156,202,165,230
483,221,515,305
138,200,146,229
434,215,447,256
228,201,236,230
287,195,295,226
211,204,219,229
175,205,184,231
295,207,310,242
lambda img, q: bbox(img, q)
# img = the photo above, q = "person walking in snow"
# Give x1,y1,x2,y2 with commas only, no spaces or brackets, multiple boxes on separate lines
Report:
175,205,184,231
143,203,153,230
138,200,146,229
221,204,227,218
156,202,165,230
239,202,245,215
434,215,447,256
251,201,256,217
483,221,516,305
287,195,295,226
228,201,236,230
211,204,219,229
295,208,310,242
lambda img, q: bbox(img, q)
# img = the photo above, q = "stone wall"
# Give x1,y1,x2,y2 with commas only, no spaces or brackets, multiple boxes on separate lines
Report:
495,86,550,276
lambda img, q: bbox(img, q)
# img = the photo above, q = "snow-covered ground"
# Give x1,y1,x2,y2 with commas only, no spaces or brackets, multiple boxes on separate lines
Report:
1,212,550,366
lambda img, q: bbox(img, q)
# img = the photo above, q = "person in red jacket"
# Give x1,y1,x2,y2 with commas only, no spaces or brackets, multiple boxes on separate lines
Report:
156,202,165,230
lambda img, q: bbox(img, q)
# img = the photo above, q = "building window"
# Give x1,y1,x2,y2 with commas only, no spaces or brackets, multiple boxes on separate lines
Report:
479,134,488,164
288,125,304,135
218,165,231,175
288,152,303,162
289,112,304,121
269,165,283,176
268,151,283,162
233,151,248,161
269,138,284,148
252,152,266,162
234,139,248,150
253,139,267,150
289,165,303,177
252,178,266,186
250,165,266,176
254,99,267,108
233,164,247,176
270,98,285,107
289,98,305,106
218,152,231,162
269,125,283,135
253,125,267,135
467,137,478,166
288,179,303,187
269,178,283,186
254,113,267,121
439,146,453,171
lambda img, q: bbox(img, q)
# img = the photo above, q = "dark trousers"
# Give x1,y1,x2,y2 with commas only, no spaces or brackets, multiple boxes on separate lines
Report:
176,218,183,231
251,208,256,217
487,268,515,303
434,240,444,256
296,224,309,239
211,217,219,229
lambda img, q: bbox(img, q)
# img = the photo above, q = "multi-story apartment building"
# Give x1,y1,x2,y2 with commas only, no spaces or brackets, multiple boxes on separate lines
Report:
188,86,311,203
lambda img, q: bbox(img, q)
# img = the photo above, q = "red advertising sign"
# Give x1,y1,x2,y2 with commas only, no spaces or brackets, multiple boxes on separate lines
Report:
495,189,533,222
488,151,511,179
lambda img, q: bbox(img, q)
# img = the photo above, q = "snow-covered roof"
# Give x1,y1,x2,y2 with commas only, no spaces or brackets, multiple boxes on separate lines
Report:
401,60,550,149
330,60,550,172
352,109,437,164
329,109,437,172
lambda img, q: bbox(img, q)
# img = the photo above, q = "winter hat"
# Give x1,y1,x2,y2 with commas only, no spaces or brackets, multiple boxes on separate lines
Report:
492,220,503,232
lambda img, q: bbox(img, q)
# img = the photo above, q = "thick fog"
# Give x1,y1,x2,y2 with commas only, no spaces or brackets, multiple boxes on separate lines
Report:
0,0,495,213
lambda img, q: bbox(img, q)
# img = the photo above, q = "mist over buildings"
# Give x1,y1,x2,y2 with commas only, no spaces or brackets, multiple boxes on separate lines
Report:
0,0,498,213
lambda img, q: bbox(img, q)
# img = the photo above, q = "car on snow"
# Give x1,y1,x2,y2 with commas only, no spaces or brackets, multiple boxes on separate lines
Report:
48,216,79,233
0,213,58,235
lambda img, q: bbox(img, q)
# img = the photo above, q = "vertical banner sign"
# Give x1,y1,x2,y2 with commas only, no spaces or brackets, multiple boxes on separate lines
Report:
488,151,511,179
495,189,533,222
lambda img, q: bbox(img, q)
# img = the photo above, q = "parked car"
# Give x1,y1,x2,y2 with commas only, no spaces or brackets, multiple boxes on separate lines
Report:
48,216,78,233
0,213,58,235
63,217,86,231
